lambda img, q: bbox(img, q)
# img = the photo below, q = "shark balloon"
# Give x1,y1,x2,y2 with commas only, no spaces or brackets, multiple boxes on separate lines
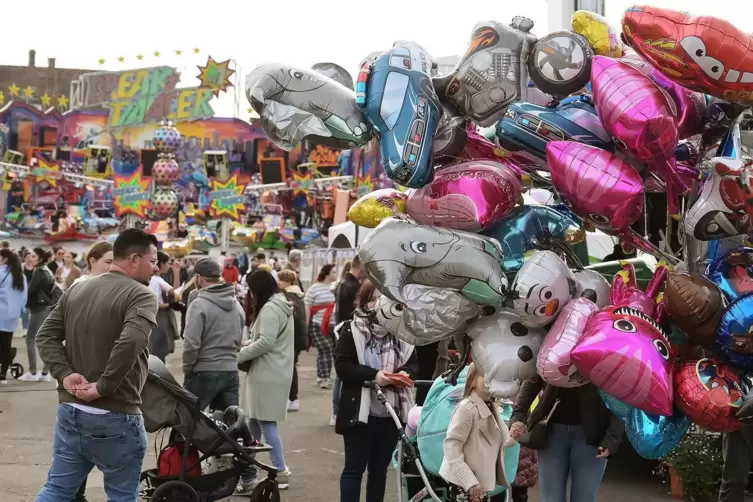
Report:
358,218,508,308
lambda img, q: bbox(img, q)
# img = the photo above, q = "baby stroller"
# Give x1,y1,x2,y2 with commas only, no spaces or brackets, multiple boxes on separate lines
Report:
384,368,520,502
139,356,280,502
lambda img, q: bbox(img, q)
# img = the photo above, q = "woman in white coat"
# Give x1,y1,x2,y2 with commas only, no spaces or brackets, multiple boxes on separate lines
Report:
237,269,294,493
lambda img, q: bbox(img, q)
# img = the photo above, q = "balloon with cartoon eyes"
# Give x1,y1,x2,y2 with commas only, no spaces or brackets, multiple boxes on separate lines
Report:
374,284,482,346
572,306,674,416
510,251,576,328
675,358,744,432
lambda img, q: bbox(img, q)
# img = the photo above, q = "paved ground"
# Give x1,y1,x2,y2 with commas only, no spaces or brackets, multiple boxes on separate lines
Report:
0,329,699,502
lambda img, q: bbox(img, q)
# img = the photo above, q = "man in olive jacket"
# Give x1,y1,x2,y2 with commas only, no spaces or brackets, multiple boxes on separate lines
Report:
35,229,159,502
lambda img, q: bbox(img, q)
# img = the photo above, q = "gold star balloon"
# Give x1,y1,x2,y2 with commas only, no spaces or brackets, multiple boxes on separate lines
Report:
8,84,20,97
40,93,52,107
57,95,69,109
197,56,234,97
22,86,35,99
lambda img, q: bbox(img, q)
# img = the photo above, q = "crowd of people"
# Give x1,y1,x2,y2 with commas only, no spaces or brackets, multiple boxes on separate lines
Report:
0,236,750,502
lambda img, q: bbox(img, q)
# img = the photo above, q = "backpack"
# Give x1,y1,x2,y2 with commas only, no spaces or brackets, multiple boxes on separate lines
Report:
284,291,308,352
413,368,520,496
39,268,63,307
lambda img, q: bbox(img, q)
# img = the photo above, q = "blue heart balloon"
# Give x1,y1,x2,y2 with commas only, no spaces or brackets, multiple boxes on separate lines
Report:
625,406,690,460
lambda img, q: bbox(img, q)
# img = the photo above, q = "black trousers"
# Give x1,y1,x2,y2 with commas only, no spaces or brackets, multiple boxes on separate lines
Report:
719,425,753,502
289,350,300,401
340,417,398,502
0,331,13,379
415,342,439,405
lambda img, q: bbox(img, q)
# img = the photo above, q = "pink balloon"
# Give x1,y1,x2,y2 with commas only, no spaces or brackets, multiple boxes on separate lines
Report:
572,263,673,416
546,141,644,233
406,160,523,231
591,56,685,216
435,124,528,179
536,297,598,388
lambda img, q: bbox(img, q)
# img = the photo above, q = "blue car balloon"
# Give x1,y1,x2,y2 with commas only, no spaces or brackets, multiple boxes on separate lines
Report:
361,42,441,188
495,96,613,171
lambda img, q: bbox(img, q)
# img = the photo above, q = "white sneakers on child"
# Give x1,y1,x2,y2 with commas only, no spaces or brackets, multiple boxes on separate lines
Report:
287,400,300,412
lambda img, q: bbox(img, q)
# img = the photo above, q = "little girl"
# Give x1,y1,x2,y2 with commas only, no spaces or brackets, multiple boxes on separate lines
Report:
440,363,511,502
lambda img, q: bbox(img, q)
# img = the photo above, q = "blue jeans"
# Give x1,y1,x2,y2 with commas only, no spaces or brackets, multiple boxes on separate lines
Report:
241,419,286,481
183,371,239,412
537,424,607,502
332,376,342,416
37,404,147,502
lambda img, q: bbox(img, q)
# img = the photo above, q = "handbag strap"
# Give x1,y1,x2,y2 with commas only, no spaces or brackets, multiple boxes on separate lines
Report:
541,399,561,426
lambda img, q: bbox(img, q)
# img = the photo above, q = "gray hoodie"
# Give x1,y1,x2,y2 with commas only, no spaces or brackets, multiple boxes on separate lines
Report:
182,282,246,374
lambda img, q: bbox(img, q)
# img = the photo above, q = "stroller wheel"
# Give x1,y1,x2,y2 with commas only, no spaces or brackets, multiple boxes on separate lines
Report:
139,469,158,499
10,363,23,380
149,480,199,502
250,478,281,502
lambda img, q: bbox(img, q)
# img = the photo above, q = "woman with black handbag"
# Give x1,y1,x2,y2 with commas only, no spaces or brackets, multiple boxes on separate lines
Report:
508,376,624,502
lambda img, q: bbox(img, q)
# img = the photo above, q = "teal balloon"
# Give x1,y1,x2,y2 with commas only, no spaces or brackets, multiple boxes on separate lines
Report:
625,406,690,459
484,205,583,274
598,389,631,420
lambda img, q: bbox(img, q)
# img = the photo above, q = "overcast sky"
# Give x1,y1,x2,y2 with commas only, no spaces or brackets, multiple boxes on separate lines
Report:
4,0,749,118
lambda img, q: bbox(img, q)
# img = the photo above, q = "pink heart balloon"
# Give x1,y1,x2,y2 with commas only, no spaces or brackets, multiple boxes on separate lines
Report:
591,55,686,216
536,297,598,388
406,160,523,232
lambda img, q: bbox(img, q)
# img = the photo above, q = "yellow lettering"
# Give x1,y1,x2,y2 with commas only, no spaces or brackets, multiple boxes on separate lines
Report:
723,90,737,101
114,72,133,100
108,100,129,126
176,89,194,120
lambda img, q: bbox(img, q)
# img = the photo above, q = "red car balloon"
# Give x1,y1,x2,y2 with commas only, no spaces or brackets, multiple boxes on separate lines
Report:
623,5,753,105
674,358,745,433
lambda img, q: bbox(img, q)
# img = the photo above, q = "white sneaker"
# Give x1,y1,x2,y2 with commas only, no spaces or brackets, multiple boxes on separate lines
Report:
319,378,331,389
287,400,300,412
235,478,260,495
0,379,7,385
329,414,337,427
18,372,40,382
40,373,53,382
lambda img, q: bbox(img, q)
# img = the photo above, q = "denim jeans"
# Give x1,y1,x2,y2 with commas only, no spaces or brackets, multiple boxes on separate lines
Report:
183,371,239,412
537,424,607,502
340,417,398,502
332,376,342,416
241,419,287,482
36,404,147,502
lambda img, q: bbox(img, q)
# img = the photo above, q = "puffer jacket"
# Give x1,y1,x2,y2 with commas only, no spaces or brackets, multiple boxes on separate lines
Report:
513,446,538,488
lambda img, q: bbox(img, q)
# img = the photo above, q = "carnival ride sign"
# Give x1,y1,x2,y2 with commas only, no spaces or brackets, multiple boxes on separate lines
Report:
112,168,152,217
208,173,247,220
69,66,215,127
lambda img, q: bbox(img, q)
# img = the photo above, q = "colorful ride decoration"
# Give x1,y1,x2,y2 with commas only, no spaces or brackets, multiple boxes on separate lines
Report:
208,172,248,220
149,120,181,220
112,168,152,218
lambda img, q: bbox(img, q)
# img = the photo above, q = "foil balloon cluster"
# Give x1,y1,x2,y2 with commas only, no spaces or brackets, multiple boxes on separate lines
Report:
150,120,180,220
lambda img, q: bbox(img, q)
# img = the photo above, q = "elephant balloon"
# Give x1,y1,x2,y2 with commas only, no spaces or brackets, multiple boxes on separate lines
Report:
246,63,371,150
358,218,508,307
573,270,611,308
510,251,576,328
433,17,537,127
469,309,546,398
374,284,482,346
537,297,598,387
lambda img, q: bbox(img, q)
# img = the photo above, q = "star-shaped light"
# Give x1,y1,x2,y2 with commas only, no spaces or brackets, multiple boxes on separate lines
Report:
56,95,69,109
40,93,52,107
196,56,235,97
98,58,106,65
209,173,247,220
0,91,5,106
112,169,152,217
117,56,125,63
153,50,160,57
32,158,61,187
136,54,144,60
175,49,182,56
290,171,313,197
193,47,201,54
22,86,34,99
8,83,20,97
